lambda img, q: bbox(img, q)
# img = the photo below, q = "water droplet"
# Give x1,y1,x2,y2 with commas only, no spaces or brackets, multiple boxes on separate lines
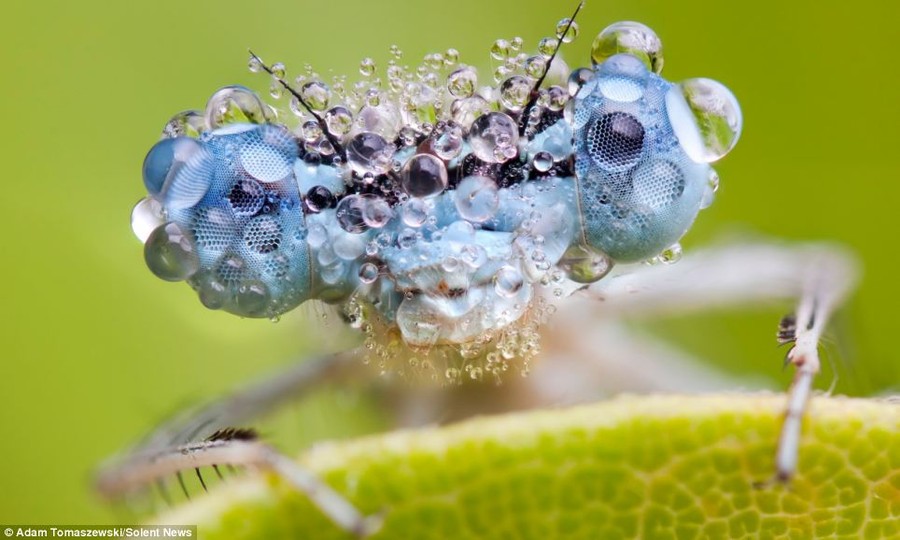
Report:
538,37,558,57
142,137,205,196
355,104,402,139
347,132,396,175
558,244,613,283
248,55,263,73
198,275,228,310
591,21,664,74
401,198,428,227
324,106,353,136
556,18,579,43
270,62,286,78
144,222,200,281
335,194,369,233
447,66,477,98
510,36,524,52
455,176,499,222
235,280,271,316
545,85,568,111
359,57,376,76
666,78,742,163
524,56,547,79
567,67,595,97
500,75,532,112
401,153,448,198
300,80,330,111
432,122,463,160
469,112,519,163
300,119,322,142
659,243,683,264
444,48,460,66
359,262,379,284
305,186,335,213
532,151,553,172
596,53,649,103
362,196,394,228
450,96,490,129
494,266,524,297
491,39,511,61
700,168,719,209
205,85,271,129
162,110,205,139
131,197,165,243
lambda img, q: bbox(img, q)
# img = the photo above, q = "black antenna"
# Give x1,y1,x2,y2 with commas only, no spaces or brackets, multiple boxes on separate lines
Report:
248,50,347,161
519,1,585,136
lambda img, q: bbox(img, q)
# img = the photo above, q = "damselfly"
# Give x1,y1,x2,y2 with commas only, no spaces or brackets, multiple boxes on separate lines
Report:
98,3,857,534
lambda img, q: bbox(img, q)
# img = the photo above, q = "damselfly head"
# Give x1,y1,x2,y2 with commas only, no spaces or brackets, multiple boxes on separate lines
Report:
132,6,742,382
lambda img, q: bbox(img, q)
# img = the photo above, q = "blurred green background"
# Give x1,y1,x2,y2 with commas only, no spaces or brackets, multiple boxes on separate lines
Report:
1,0,897,525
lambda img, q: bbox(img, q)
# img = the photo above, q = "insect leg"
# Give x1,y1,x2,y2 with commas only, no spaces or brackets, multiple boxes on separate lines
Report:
582,241,858,481
96,349,382,536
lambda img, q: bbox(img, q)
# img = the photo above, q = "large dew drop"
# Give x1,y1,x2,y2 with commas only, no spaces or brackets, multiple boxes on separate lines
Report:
144,222,200,281
142,137,205,196
130,197,165,243
447,66,477,98
204,85,271,129
162,110,205,139
591,21,664,74
500,75,532,112
469,112,519,163
347,132,395,175
558,244,613,283
666,78,742,163
401,154,448,198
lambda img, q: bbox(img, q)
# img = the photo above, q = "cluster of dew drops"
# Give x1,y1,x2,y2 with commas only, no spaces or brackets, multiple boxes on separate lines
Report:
144,15,735,383
243,16,584,381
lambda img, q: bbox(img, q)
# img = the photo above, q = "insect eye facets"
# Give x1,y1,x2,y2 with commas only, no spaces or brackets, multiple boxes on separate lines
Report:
585,112,645,172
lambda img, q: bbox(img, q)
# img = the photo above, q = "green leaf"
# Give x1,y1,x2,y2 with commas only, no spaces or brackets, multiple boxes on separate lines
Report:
156,394,900,539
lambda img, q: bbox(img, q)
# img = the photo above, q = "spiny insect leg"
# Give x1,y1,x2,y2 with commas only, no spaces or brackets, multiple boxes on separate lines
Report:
582,241,858,481
96,349,380,535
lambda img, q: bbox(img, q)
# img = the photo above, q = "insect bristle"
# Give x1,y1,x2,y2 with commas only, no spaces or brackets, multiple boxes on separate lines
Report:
206,427,260,442
777,313,798,344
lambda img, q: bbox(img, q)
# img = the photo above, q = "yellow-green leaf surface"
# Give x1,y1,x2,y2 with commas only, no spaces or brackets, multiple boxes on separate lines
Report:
158,394,899,539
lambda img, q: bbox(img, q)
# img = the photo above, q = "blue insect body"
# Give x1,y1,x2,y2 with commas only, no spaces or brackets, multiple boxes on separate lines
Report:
133,20,741,377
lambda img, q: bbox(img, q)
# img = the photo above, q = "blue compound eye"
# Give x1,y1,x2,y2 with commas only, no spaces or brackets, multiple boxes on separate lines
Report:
137,120,313,318
573,26,741,263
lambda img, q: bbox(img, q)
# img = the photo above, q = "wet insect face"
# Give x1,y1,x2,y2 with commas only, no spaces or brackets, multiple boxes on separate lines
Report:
131,16,741,378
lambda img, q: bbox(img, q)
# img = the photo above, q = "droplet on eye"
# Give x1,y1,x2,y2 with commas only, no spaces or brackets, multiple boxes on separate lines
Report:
666,78,742,163
204,85,271,129
591,21,664,74
131,197,165,243
144,222,200,282
162,110,205,139
142,137,204,196
596,53,648,103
